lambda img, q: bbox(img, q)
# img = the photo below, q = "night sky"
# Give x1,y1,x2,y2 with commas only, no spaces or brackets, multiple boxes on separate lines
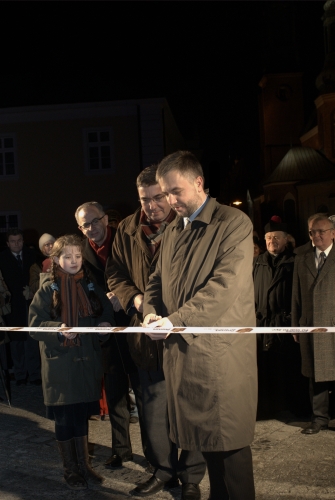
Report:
0,1,326,195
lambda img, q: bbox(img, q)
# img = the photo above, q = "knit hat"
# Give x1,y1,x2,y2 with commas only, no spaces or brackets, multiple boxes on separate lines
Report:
264,215,287,234
39,233,55,252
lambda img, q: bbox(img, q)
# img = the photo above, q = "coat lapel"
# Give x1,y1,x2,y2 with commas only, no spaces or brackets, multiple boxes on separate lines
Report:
304,247,317,279
317,244,335,280
134,229,154,259
125,209,155,259
83,239,105,272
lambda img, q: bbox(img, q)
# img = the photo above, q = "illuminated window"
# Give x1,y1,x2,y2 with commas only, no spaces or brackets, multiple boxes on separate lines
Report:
0,135,17,177
83,128,115,173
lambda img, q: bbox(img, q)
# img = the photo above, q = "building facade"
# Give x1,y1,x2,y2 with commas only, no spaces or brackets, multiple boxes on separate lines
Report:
0,98,185,243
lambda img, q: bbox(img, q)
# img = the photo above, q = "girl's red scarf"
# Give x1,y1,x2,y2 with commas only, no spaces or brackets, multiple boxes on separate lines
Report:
56,267,93,327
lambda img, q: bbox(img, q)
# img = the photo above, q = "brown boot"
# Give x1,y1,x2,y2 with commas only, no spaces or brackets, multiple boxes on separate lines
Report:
57,439,87,490
74,436,105,484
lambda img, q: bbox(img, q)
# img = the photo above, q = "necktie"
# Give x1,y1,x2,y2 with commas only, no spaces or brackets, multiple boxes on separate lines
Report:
318,251,326,274
184,218,191,228
16,254,23,269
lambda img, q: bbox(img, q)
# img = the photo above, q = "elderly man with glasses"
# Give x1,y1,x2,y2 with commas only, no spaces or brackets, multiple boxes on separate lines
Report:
75,202,147,470
292,213,335,434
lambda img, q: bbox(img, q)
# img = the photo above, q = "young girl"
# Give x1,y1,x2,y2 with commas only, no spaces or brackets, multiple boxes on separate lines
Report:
29,234,114,490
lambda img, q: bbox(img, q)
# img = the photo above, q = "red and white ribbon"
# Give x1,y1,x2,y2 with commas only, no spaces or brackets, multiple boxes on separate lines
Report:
1,326,334,335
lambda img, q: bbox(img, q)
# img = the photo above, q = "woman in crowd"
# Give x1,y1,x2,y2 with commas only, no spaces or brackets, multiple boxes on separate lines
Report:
29,233,55,295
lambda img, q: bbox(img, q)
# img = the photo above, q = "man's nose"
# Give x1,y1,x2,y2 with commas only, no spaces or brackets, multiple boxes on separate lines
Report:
148,199,158,208
167,194,176,205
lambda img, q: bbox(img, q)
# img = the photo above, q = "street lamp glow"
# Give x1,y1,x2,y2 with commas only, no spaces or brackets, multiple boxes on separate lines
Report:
232,200,242,206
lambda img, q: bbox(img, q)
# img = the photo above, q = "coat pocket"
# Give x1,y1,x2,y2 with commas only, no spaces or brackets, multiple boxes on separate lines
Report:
44,356,69,384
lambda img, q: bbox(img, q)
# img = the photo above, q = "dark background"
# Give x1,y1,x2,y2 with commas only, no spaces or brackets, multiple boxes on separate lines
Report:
0,1,326,197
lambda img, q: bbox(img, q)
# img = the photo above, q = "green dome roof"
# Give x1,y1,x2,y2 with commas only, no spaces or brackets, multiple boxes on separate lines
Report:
264,147,335,185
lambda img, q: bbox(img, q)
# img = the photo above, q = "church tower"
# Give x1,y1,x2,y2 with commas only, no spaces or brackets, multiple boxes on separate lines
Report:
310,0,335,162
258,3,305,181
258,73,304,180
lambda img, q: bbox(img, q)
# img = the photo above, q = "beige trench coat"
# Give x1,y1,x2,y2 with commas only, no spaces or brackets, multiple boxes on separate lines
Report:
144,198,257,452
291,244,335,382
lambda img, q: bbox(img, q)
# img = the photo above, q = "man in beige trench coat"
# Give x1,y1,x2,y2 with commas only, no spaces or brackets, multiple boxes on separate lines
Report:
143,151,257,500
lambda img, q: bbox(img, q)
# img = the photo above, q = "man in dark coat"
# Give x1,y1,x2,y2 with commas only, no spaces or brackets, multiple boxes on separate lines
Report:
75,201,146,467
292,214,335,434
254,217,293,333
294,213,321,256
143,151,257,500
253,217,307,417
0,228,40,385
107,165,206,498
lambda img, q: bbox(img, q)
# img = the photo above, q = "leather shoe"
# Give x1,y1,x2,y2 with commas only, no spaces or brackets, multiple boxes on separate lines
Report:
301,422,328,434
182,483,201,500
132,475,178,496
105,454,133,468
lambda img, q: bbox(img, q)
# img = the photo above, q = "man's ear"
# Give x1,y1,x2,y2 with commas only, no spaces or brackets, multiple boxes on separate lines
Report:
195,176,203,190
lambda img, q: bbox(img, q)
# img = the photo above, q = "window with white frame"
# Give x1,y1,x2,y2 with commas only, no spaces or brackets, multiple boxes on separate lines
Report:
0,211,21,233
0,135,17,177
83,128,115,173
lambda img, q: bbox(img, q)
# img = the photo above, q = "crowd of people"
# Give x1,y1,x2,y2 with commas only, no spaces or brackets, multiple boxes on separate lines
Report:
0,150,334,500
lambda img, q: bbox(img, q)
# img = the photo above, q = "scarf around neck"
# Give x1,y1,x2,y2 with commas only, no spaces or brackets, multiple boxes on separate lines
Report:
88,225,112,266
56,267,93,327
140,209,176,255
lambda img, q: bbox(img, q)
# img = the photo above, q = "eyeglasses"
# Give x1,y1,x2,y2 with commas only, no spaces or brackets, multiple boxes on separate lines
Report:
139,194,166,205
309,228,333,236
79,215,105,230
265,235,284,241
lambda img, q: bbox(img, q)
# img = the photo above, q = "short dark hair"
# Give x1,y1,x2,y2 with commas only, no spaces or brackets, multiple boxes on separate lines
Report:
156,151,204,182
136,164,158,188
6,228,23,241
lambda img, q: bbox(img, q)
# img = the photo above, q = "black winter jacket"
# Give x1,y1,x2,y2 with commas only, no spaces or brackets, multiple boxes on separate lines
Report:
253,250,295,350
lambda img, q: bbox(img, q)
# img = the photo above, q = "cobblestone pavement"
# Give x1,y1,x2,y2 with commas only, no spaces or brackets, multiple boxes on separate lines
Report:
1,382,335,499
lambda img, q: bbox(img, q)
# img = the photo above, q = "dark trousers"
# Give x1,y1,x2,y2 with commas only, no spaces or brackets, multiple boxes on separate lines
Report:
104,370,147,460
203,447,255,500
10,337,41,382
309,377,330,425
53,402,92,440
138,367,206,484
